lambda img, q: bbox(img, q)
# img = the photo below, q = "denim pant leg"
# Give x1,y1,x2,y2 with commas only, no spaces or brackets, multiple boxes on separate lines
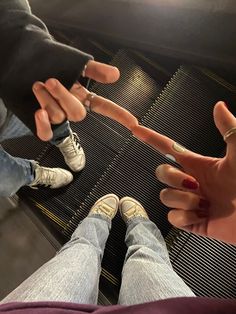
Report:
0,146,34,197
0,112,71,146
0,114,32,142
50,121,71,145
0,113,34,196
1,215,111,304
0,108,71,196
118,218,195,305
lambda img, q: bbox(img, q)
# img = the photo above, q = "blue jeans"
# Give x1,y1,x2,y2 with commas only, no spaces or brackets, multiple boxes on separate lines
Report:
0,113,71,197
1,216,194,305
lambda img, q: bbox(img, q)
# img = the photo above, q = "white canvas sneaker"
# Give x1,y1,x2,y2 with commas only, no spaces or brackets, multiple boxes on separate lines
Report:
88,194,119,220
29,163,73,189
119,197,149,223
56,131,86,172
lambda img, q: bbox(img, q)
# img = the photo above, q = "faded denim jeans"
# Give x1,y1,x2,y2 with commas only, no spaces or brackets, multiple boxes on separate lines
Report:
2,215,194,305
0,101,71,196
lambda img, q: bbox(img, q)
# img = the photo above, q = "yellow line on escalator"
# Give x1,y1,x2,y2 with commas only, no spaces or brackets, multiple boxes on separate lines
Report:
29,198,67,229
101,268,119,286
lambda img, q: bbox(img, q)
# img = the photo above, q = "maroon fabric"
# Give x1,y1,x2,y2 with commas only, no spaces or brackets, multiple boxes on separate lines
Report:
0,298,236,314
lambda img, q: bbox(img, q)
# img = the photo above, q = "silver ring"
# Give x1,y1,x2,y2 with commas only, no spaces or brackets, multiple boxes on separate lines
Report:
82,64,88,77
84,92,96,112
223,127,236,142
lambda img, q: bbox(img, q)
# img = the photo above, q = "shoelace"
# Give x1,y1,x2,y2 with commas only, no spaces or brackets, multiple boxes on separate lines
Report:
63,133,81,158
33,167,55,187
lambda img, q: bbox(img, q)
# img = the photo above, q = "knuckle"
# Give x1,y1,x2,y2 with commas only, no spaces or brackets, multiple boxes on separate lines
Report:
177,214,188,226
128,116,139,129
69,107,87,122
184,193,196,209
50,110,66,124
53,85,64,99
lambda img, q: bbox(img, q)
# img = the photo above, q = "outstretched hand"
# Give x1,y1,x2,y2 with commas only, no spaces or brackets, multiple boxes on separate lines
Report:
33,60,138,140
133,102,236,245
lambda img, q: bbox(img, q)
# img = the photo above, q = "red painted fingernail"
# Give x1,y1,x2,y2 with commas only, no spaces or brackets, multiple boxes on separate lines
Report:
199,199,210,209
182,179,199,190
197,210,209,218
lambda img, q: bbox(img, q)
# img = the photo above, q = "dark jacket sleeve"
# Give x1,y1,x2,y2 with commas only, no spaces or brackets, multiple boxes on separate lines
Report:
0,0,93,132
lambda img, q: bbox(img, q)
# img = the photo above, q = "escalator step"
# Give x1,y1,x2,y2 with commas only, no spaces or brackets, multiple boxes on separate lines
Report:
169,231,236,298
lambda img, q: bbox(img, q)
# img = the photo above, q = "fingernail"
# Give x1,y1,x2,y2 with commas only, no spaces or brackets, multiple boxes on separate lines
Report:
199,198,210,209
165,154,176,162
182,179,199,190
197,210,209,218
47,79,57,89
172,142,186,153
33,82,42,91
36,110,47,121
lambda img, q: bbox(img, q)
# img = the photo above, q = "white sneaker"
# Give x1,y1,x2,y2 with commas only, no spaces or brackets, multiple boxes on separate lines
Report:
56,131,86,172
29,163,73,189
88,194,119,220
119,197,149,223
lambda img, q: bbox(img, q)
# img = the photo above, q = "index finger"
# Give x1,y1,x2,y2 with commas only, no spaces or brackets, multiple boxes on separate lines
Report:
132,125,199,166
90,95,139,131
71,83,139,131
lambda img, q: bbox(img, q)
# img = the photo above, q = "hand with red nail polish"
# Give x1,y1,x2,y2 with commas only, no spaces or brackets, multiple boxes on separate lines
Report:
134,102,236,245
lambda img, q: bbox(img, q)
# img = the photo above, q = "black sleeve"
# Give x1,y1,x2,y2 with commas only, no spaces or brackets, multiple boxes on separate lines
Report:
0,0,93,132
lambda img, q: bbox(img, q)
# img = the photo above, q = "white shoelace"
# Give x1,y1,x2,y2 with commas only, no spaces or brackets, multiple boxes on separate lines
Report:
32,167,55,187
61,133,81,158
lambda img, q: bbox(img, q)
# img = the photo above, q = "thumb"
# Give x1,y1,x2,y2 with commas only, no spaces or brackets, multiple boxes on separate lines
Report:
132,125,203,168
84,60,120,83
213,101,236,160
